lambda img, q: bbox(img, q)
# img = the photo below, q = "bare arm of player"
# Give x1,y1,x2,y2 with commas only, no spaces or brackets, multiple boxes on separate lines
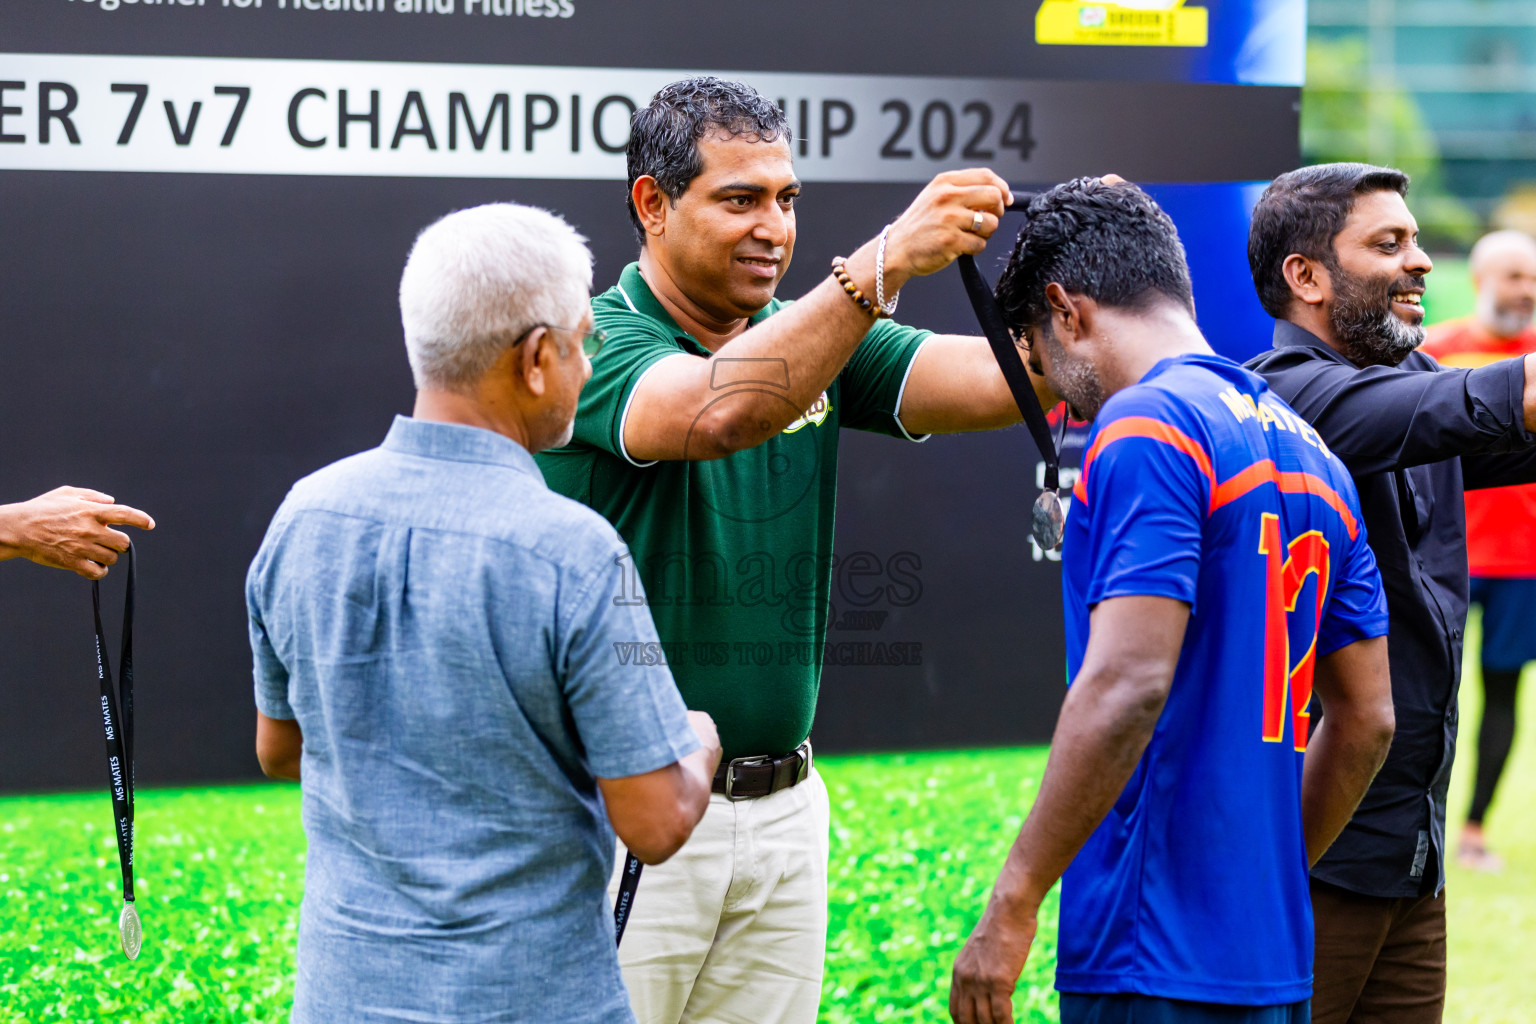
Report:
895,335,1061,434
949,595,1188,1024
597,710,723,865
0,486,155,580
1301,636,1395,866
255,712,303,782
622,170,1011,462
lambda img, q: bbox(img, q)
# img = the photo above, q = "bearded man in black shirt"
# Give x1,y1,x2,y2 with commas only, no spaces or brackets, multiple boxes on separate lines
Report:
1246,163,1536,1024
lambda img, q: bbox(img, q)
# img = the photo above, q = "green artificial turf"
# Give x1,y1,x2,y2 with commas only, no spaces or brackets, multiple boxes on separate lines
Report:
2,630,1533,1023
1444,611,1536,1024
0,786,304,1023
819,747,1058,1023
0,750,1054,1024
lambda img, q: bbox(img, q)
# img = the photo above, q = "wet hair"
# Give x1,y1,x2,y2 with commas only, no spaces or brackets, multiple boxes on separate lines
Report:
626,76,792,241
1248,163,1411,317
994,177,1194,334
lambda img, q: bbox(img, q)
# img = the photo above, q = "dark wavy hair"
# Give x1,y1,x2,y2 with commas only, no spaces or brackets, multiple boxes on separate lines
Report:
1248,163,1411,318
625,76,792,242
994,177,1194,333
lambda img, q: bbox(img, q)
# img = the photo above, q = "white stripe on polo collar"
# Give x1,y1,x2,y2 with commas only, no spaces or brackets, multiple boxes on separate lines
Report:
616,282,641,314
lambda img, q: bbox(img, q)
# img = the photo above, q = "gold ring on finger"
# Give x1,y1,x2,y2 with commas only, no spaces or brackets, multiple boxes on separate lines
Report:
970,210,985,234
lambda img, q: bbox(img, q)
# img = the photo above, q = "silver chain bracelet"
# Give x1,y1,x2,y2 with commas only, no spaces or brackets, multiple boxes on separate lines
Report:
874,223,900,317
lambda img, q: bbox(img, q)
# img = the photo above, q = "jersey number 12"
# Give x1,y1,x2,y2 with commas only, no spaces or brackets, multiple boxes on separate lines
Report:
1258,513,1332,752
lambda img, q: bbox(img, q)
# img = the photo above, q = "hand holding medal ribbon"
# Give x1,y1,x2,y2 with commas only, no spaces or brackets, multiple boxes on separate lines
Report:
92,542,140,960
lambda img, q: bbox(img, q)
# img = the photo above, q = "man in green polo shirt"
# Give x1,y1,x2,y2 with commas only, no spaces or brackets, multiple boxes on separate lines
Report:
536,76,1048,1024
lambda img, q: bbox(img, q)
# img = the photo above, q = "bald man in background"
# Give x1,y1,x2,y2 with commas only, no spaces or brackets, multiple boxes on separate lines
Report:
1422,229,1536,872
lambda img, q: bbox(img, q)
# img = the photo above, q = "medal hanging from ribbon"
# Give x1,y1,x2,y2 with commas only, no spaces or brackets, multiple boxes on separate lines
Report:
92,543,141,960
956,193,1065,551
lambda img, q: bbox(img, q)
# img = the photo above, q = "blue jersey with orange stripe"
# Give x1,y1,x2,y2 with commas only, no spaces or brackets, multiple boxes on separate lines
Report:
1056,353,1388,1006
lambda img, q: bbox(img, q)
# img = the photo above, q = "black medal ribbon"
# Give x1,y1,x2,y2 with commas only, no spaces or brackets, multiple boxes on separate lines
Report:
613,849,642,945
92,543,141,959
957,192,1065,551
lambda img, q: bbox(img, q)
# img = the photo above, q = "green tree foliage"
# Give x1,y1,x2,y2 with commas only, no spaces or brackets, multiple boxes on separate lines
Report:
1302,36,1482,249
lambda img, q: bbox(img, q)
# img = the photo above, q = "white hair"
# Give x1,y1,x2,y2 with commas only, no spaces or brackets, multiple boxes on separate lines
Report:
399,202,593,392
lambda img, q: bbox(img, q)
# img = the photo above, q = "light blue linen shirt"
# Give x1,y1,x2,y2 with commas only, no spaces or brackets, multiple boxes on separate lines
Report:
248,415,697,1024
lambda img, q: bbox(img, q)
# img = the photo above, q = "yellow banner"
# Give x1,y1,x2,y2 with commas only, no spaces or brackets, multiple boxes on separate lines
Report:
1036,0,1209,47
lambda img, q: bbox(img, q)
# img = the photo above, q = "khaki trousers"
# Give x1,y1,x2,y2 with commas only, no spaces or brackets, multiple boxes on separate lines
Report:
608,768,830,1024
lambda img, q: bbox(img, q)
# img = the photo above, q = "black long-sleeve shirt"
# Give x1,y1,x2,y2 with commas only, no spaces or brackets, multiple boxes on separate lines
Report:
1247,320,1536,898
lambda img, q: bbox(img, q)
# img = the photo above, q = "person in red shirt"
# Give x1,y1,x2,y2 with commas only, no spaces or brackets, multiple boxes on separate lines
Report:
1422,228,1536,872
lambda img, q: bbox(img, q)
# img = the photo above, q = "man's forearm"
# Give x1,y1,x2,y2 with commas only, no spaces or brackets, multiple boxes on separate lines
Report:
1300,711,1392,866
256,713,303,781
0,506,25,562
1303,636,1393,865
676,710,724,827
984,672,1167,917
626,254,891,461
690,168,1010,447
898,335,1063,435
709,241,888,421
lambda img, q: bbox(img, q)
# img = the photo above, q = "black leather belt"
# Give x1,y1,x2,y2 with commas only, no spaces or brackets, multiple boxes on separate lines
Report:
711,740,813,800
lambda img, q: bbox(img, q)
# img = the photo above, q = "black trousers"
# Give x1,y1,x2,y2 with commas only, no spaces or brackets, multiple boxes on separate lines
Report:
1468,667,1520,825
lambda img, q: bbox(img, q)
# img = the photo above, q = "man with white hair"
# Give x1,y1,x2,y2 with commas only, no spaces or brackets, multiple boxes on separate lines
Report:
246,202,721,1024
1422,228,1536,872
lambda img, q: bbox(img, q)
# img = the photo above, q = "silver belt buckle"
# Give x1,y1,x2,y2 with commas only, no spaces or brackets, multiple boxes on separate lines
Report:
723,754,772,801
796,739,813,783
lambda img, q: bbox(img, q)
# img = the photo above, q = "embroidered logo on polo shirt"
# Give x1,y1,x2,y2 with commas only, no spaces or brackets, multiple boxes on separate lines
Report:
783,392,831,433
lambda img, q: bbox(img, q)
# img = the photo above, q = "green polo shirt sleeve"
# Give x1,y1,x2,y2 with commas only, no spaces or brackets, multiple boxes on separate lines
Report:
572,304,683,468
836,319,934,440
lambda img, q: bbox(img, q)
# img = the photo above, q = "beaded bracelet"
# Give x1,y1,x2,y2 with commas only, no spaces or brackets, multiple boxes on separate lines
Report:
831,257,882,319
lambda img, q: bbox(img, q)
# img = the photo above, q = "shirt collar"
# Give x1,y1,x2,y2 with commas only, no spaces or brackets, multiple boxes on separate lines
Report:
1141,350,1269,397
1273,319,1353,365
615,262,780,355
381,415,545,482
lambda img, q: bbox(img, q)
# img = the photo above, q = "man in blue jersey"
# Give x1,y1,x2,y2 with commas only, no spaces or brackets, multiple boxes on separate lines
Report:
948,177,1398,1024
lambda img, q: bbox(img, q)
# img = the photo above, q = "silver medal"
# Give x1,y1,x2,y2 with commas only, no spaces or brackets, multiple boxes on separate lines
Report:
1032,488,1065,552
119,900,142,960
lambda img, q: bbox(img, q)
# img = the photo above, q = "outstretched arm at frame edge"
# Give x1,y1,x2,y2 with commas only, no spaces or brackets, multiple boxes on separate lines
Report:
948,595,1187,1024
0,486,155,580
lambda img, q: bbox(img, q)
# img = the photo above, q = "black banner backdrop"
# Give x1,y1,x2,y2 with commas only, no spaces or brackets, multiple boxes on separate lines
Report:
0,0,1300,791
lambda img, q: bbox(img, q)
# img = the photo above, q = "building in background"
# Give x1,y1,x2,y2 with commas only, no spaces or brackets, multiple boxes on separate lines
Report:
1308,0,1536,255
